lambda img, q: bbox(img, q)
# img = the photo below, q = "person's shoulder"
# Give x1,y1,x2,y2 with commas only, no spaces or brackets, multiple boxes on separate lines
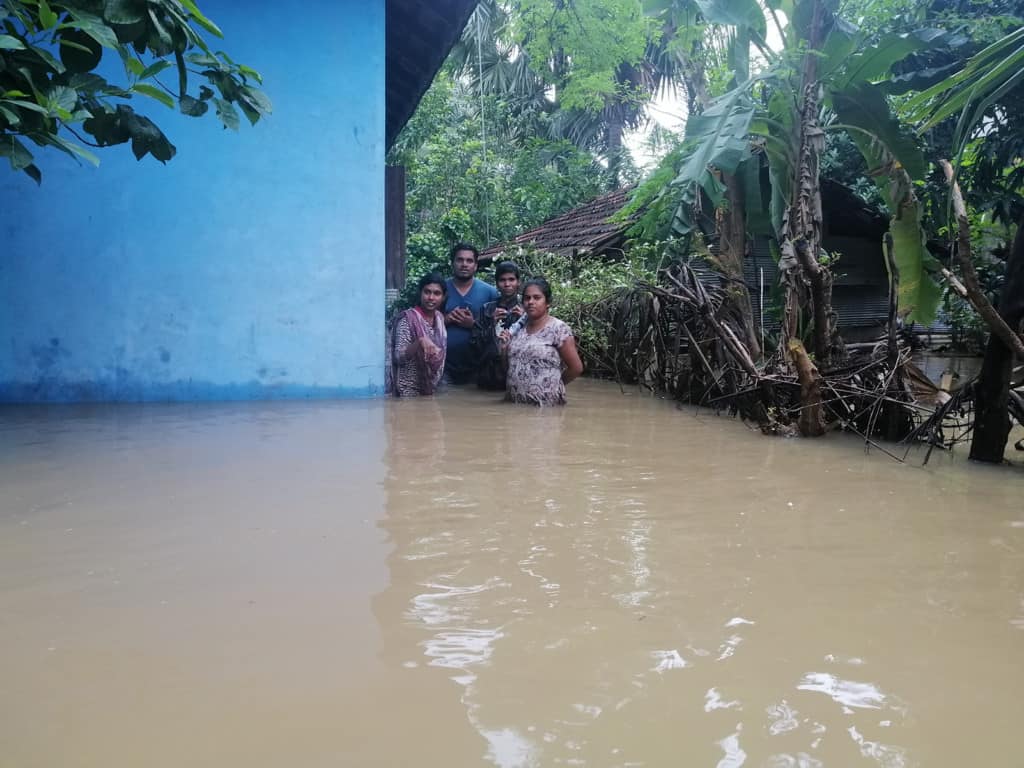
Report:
476,279,499,297
549,316,573,340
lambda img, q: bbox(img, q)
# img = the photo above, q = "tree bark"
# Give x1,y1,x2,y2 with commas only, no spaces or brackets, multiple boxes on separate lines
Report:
970,214,1024,462
777,0,841,366
718,171,762,360
788,339,826,436
940,160,1024,358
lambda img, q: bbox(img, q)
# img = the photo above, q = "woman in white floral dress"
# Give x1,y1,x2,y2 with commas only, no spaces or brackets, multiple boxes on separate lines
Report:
500,277,584,406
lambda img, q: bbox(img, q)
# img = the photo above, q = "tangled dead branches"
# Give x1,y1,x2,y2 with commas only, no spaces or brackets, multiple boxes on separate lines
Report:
579,262,1001,461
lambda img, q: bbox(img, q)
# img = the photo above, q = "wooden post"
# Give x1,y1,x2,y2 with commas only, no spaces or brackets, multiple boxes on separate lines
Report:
385,165,406,296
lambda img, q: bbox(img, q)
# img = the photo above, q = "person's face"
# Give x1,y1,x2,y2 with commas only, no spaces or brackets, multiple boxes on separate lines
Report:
419,283,445,312
497,272,520,298
522,285,549,318
451,249,478,280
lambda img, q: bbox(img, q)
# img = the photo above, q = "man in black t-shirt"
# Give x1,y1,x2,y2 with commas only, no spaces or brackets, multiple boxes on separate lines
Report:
472,261,524,391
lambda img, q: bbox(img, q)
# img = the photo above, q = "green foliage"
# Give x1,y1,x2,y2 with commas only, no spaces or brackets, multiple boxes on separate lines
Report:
934,210,1010,346
389,66,609,303
628,0,959,324
513,0,655,113
1,0,269,182
451,0,674,184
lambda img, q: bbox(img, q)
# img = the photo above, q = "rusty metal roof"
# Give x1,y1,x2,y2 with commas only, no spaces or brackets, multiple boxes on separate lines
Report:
481,188,635,260
387,0,479,149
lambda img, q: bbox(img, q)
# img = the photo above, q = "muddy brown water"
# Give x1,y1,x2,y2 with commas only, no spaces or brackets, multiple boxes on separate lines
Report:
1,380,1022,767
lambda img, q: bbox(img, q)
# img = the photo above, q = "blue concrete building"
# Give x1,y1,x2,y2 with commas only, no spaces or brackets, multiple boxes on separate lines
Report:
0,0,476,402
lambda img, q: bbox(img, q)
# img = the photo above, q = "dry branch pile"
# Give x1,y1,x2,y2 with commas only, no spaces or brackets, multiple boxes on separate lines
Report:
581,263,1019,461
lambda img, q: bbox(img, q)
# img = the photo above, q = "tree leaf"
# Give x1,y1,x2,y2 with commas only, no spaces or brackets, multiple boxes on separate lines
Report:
125,57,146,76
0,104,20,126
0,98,50,115
43,133,100,165
24,163,42,184
104,0,146,24
178,93,208,116
238,64,263,84
693,0,767,39
63,11,120,49
139,59,172,79
835,29,945,88
147,7,173,47
178,0,223,38
47,85,79,113
843,125,941,325
214,97,239,130
0,134,35,170
240,85,272,114
236,97,260,126
680,89,756,181
131,83,175,108
39,0,60,30
27,42,66,74
830,82,925,180
0,34,26,50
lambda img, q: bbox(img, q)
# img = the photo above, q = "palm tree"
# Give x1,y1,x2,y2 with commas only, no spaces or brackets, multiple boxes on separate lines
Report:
450,0,680,187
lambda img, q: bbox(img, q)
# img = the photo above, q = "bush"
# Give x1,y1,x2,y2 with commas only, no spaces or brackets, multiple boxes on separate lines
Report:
504,247,660,377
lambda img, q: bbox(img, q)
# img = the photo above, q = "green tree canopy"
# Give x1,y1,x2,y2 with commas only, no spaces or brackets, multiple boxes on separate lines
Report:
1,0,270,182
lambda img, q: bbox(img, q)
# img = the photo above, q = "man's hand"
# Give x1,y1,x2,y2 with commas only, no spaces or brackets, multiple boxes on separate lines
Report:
446,307,474,329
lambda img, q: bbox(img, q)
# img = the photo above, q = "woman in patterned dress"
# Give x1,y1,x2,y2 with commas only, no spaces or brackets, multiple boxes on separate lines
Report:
389,273,447,397
500,277,584,406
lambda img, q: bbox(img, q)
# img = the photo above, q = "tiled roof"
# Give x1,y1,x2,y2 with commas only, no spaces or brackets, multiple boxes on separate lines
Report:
481,188,634,260
387,0,480,149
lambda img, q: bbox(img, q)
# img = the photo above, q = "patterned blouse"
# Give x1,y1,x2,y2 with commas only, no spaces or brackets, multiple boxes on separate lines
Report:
506,316,573,406
391,309,446,397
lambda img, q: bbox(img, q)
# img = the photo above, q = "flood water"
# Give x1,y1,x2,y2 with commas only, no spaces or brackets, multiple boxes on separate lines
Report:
1,380,1022,767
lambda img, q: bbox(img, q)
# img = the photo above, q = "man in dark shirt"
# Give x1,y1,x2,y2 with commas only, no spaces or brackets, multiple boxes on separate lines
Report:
472,261,524,391
443,243,499,384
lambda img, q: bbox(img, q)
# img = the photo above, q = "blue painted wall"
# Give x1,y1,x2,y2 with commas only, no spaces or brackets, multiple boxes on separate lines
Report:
0,1,385,402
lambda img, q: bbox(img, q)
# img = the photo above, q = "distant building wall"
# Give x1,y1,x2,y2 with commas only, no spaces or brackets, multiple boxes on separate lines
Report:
0,1,385,402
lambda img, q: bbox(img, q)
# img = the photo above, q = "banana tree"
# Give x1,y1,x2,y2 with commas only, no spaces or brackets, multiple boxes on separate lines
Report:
639,0,773,359
633,0,950,366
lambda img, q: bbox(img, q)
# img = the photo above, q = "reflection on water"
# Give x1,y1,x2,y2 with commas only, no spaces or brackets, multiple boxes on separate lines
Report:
2,381,1023,767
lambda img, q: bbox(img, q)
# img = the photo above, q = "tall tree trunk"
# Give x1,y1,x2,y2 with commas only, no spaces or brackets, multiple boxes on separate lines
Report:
604,106,625,189
718,171,762,360
971,216,1024,462
777,0,841,366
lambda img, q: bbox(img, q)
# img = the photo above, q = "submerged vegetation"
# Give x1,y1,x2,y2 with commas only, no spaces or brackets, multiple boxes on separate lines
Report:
393,0,1023,464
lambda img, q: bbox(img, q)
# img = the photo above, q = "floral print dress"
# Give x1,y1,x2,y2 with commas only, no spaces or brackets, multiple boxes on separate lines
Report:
506,316,573,406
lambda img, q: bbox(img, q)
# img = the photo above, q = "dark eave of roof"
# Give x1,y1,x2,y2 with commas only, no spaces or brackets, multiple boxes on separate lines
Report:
387,0,479,150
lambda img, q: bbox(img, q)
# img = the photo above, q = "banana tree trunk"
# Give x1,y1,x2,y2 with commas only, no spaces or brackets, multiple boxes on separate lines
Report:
718,171,762,360
777,0,841,366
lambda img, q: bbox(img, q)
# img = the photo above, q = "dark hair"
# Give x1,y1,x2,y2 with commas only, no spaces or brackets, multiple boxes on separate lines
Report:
449,242,479,262
418,271,447,294
522,277,552,303
495,261,520,279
